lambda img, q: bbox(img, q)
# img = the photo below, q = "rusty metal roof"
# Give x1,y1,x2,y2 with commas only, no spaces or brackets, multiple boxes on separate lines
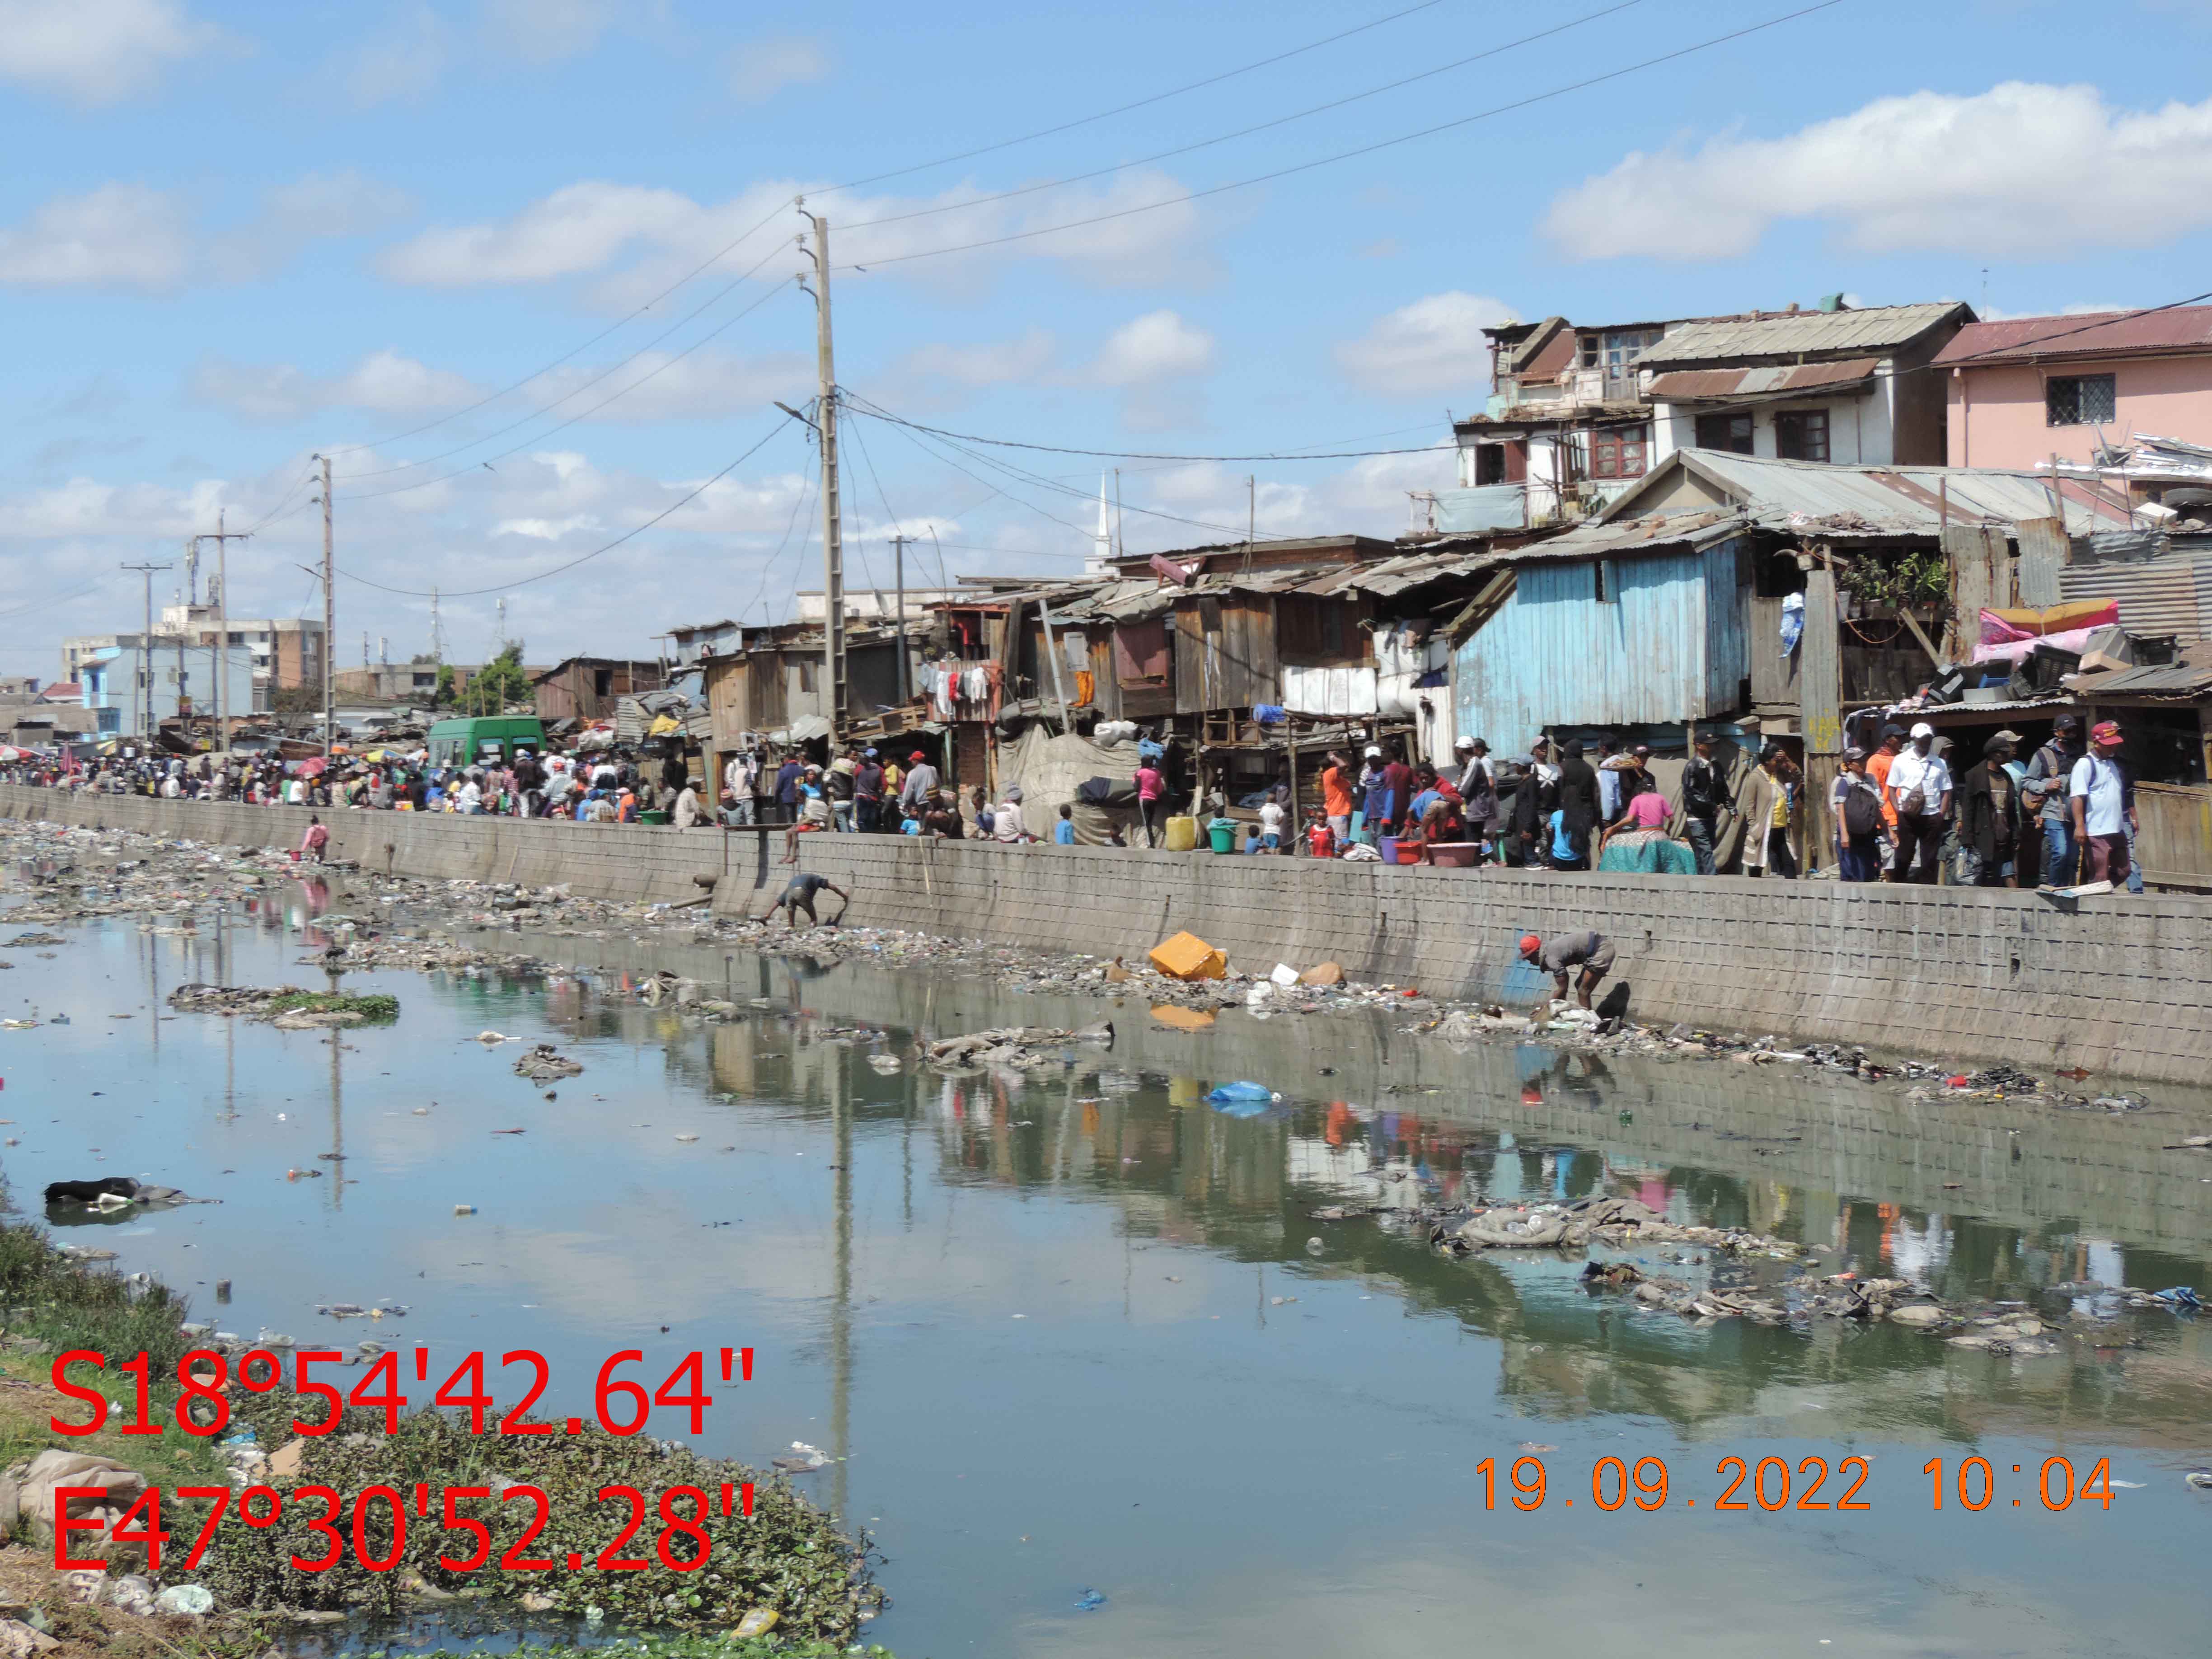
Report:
1612,451,2129,538
2064,643,2212,698
1934,306,2212,367
1504,510,1749,564
1634,303,1967,369
1645,357,1881,403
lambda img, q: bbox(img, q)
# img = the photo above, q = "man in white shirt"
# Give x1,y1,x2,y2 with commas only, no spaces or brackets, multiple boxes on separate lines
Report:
2066,720,2135,887
722,750,758,825
993,787,1028,843
1884,721,1952,884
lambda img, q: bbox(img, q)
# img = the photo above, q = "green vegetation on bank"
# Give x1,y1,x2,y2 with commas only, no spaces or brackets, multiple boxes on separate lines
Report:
264,989,400,1021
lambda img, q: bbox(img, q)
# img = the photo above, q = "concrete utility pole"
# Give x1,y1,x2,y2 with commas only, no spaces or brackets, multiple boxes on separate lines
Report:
314,455,334,759
121,561,172,745
799,203,847,732
190,510,250,747
891,532,909,703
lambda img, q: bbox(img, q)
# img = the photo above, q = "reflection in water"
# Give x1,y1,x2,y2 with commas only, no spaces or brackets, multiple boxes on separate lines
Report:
3,872,2208,1657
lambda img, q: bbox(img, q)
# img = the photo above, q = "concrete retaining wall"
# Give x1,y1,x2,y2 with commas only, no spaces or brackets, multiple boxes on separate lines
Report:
7,786,2210,1085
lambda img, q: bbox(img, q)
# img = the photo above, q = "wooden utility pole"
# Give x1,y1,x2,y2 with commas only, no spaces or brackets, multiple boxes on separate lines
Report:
121,561,172,745
799,204,847,732
891,532,909,703
190,510,251,746
314,454,334,759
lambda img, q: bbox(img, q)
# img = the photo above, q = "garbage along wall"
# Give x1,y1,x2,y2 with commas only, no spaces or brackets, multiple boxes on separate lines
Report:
6,785,2211,1086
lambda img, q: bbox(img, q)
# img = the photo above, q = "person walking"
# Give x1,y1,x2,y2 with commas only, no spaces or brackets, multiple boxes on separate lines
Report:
1866,723,1906,879
2023,713,2087,886
1742,745,1801,878
1553,739,1602,868
1454,737,1500,861
1830,748,1884,882
2067,720,2136,887
1319,750,1354,848
1884,722,1951,884
1134,752,1167,847
1957,734,2021,886
1680,731,1727,876
853,749,883,834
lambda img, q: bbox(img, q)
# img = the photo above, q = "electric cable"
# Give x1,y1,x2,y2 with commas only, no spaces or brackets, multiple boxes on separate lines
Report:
337,240,796,485
318,197,799,459
336,279,798,501
824,0,1452,194
336,421,792,597
836,0,1644,238
834,0,1848,273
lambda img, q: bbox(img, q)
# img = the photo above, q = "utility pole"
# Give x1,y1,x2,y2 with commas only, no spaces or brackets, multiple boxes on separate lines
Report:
799,203,846,732
313,455,334,760
189,511,250,747
430,588,443,667
121,561,172,747
890,532,909,703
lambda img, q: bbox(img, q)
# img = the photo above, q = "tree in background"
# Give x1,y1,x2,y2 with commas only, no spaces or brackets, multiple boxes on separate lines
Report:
463,645,531,715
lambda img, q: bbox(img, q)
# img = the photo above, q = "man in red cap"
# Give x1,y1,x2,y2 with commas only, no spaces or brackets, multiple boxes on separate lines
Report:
897,748,940,822
1518,930,1615,1010
2067,720,2136,886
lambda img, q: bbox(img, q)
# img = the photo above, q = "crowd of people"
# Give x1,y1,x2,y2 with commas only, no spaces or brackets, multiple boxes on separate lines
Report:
0,712,2145,890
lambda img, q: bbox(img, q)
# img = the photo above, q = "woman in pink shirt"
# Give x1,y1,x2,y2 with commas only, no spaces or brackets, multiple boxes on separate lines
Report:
1134,761,1165,848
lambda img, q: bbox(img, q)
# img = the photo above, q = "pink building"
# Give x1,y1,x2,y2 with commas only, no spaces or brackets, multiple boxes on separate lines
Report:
1935,307,2212,474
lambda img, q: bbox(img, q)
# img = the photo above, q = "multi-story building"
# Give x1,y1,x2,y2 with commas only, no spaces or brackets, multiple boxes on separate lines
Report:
62,611,327,712
1440,300,1972,532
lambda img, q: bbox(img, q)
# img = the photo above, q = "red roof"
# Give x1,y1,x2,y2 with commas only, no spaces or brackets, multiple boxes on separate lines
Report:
37,683,80,702
1933,307,2212,367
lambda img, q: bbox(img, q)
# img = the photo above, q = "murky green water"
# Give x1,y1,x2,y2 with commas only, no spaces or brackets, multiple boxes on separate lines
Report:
4,867,2209,1657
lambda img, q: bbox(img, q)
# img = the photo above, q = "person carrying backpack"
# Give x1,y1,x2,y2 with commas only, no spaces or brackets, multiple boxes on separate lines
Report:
1830,746,1884,882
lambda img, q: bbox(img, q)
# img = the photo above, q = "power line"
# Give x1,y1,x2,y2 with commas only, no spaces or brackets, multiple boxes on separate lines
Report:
336,278,800,501
835,0,1847,273
852,398,1454,463
336,421,794,598
338,241,797,485
837,0,1644,239
825,0,1450,194
740,456,818,626
318,197,800,459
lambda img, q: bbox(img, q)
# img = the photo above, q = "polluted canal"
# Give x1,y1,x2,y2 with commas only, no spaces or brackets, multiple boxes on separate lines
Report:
5,848,2212,1658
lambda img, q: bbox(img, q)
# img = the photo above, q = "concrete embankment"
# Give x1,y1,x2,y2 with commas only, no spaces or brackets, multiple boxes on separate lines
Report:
6,785,2211,1086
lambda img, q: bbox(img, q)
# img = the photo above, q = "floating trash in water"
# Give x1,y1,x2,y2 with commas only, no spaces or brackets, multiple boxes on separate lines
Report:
1073,1589,1108,1612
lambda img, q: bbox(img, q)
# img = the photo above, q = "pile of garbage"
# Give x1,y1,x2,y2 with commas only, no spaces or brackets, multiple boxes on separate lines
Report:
1433,1195,1806,1259
512,1043,583,1082
924,1024,1114,1072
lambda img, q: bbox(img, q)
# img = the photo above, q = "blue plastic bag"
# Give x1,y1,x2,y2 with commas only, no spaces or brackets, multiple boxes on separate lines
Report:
1074,1589,1108,1612
1205,1081,1277,1118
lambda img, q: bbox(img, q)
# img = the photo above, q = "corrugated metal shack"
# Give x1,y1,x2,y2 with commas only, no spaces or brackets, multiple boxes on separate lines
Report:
1451,449,2134,867
530,656,664,723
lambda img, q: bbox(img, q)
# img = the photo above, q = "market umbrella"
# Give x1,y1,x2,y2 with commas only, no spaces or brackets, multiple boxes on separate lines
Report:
297,756,328,778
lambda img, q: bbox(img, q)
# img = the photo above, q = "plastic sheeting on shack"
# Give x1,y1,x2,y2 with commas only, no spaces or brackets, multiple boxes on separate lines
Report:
996,725,1143,846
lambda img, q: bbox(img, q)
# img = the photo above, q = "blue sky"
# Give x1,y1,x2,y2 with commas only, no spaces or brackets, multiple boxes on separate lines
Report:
6,0,2210,674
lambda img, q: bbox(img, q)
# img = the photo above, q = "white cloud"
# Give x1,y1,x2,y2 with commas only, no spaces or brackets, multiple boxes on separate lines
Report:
530,347,813,421
479,0,664,64
1087,311,1214,387
726,36,828,103
0,184,193,291
190,350,482,423
1333,292,1513,398
900,330,1057,390
0,173,409,294
380,168,1210,295
1543,81,2212,261
345,3,452,106
0,0,215,103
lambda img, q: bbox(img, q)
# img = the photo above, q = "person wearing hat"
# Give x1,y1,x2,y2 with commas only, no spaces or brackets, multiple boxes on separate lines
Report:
1957,733,2022,886
898,748,939,821
1864,722,1907,876
1830,746,1884,881
2067,720,2136,886
993,784,1031,843
1453,736,1500,860
1882,721,1951,883
1518,929,1616,1011
2022,712,2087,884
1553,738,1602,869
